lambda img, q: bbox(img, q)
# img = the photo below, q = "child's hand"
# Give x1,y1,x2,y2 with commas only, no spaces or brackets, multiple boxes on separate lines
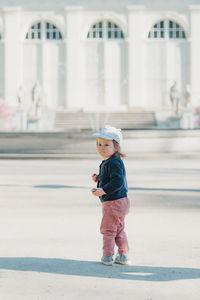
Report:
91,188,106,197
92,173,98,183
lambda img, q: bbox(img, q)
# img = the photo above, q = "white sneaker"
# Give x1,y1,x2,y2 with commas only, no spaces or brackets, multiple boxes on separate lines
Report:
115,254,131,265
101,255,114,266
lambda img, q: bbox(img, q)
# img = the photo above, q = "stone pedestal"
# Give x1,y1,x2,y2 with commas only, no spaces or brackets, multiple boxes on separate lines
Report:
168,116,181,128
15,106,27,130
27,117,40,130
180,111,195,129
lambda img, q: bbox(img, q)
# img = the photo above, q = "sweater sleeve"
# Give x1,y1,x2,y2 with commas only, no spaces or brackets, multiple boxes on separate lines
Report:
102,159,124,194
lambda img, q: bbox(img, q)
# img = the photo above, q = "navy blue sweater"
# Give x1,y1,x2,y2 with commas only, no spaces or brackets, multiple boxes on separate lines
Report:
97,156,128,202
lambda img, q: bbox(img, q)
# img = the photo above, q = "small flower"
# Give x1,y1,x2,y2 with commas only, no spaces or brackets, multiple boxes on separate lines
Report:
0,99,14,121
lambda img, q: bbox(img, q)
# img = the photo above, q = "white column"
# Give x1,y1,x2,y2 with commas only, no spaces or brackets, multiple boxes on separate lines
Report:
64,6,85,110
42,42,52,108
3,7,21,107
126,6,145,109
189,6,200,106
104,42,121,109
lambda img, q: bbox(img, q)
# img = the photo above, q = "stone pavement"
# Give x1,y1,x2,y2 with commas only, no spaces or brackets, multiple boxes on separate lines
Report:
0,157,200,300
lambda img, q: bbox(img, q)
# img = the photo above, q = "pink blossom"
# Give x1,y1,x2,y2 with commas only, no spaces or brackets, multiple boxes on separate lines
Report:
0,99,14,120
194,116,200,127
195,106,200,114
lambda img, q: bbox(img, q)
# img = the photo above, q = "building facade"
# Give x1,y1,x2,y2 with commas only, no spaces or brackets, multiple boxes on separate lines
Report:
0,0,200,118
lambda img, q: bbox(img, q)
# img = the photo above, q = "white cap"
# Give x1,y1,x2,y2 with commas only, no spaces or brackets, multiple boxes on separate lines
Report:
93,125,122,144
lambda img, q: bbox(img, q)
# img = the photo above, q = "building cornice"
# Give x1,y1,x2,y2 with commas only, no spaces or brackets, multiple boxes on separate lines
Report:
2,6,22,13
64,6,83,12
145,5,187,9
127,4,188,10
189,5,200,11
126,5,145,12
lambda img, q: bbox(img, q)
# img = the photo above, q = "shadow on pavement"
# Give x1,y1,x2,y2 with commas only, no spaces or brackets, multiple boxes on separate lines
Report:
1,184,199,193
0,257,200,282
34,185,89,189
129,187,200,193
34,185,200,193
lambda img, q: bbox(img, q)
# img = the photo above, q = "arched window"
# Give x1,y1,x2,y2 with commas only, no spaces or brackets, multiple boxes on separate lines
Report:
26,22,62,40
148,20,186,39
87,20,124,39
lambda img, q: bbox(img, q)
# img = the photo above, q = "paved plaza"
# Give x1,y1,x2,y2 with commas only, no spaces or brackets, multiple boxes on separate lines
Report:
0,156,200,300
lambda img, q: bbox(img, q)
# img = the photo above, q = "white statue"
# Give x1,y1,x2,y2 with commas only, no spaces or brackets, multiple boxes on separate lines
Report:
17,86,23,105
170,81,180,115
16,86,27,130
184,84,192,109
30,81,41,118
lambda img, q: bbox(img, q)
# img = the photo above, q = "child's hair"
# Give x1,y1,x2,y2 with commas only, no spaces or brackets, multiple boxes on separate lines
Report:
112,140,126,158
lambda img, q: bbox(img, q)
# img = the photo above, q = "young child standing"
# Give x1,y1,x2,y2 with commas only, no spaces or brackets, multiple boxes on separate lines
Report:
91,125,130,266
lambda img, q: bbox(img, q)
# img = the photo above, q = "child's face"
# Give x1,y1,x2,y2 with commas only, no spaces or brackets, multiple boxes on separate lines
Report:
97,138,116,159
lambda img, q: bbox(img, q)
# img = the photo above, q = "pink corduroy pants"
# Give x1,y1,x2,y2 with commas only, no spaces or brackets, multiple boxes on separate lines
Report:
100,197,130,256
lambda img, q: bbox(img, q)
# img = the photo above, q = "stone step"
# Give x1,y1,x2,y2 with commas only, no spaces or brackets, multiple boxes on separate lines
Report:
54,111,157,130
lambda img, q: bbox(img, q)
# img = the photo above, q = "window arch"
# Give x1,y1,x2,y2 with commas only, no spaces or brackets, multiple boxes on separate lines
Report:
26,22,62,40
148,20,186,39
87,20,124,40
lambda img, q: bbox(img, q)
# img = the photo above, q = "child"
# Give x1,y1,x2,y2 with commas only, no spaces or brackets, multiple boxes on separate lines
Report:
91,125,130,266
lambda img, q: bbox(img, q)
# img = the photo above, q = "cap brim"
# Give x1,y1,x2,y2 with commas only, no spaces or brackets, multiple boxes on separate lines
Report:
93,133,113,140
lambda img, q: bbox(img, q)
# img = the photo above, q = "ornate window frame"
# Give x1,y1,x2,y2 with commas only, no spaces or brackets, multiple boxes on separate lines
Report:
87,20,124,40
148,19,186,40
26,21,62,40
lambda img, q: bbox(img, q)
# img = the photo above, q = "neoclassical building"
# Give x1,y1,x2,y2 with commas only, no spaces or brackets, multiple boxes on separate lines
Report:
0,0,200,120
